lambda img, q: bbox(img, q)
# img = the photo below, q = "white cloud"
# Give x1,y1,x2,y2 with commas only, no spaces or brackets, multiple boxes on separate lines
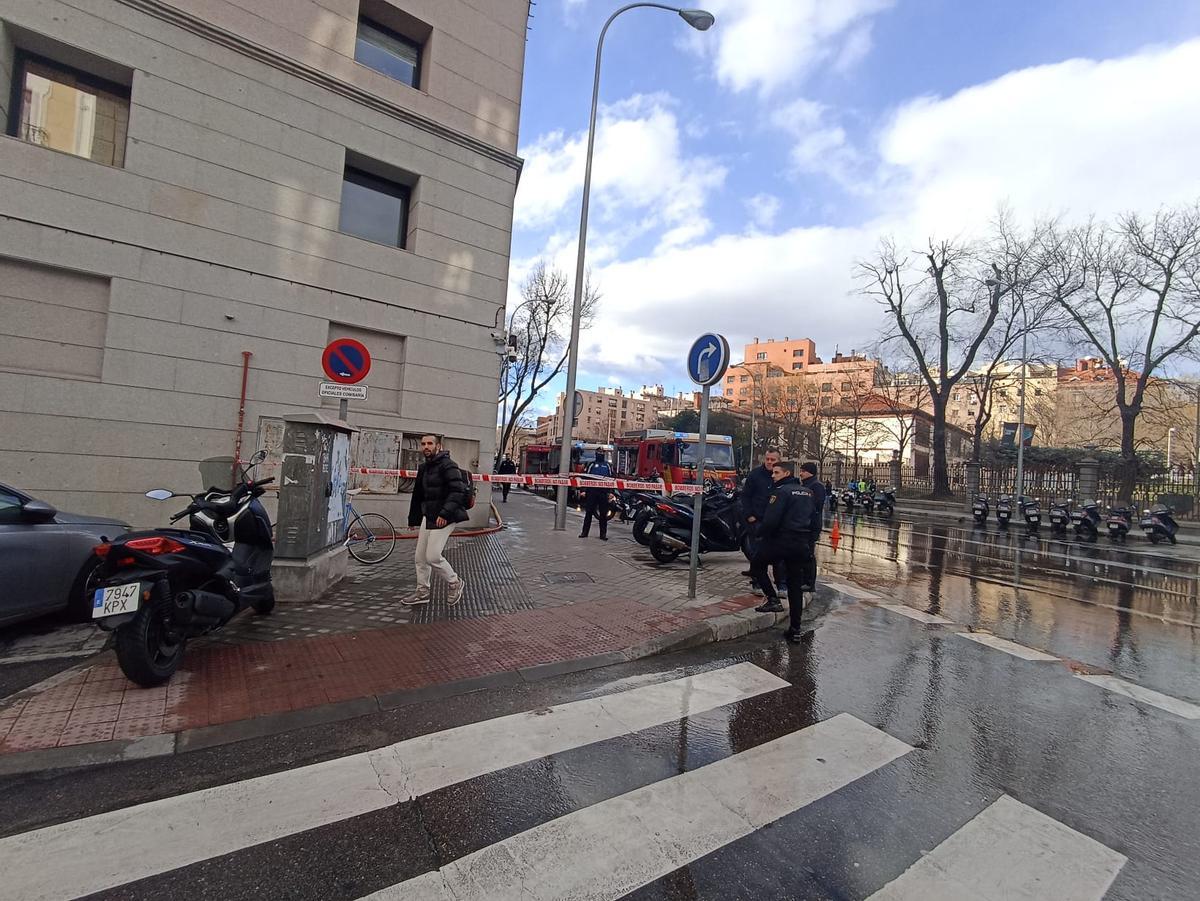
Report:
771,99,867,190
745,192,781,230
696,0,895,94
514,93,727,252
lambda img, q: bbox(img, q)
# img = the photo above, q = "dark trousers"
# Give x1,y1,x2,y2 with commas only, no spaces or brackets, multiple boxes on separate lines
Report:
750,534,813,631
501,483,511,502
581,491,608,538
799,532,818,589
745,525,786,589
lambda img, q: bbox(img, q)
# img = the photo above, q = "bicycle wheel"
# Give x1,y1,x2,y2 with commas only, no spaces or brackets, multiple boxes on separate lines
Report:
346,512,396,564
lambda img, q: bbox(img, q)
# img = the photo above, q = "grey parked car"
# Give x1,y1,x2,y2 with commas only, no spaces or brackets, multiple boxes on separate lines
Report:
0,483,130,626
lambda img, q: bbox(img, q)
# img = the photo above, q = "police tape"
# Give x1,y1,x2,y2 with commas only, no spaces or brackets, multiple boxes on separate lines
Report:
347,468,704,494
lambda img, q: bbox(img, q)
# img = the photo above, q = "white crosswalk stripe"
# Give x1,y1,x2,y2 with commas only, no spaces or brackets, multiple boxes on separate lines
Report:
1075,674,1200,719
957,632,1060,661
0,663,1133,901
867,795,1126,901
0,662,787,901
365,713,913,901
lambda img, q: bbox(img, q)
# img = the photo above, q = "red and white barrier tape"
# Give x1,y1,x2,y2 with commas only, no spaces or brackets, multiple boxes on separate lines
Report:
348,468,704,494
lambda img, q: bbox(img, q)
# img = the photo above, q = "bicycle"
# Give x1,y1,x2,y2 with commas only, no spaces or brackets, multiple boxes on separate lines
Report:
343,489,396,563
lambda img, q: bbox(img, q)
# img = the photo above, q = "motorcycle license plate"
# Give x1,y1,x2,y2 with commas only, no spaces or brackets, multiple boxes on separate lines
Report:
92,582,142,618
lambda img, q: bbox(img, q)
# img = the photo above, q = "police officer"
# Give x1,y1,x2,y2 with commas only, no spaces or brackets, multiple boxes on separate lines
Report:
751,460,815,643
579,450,613,540
797,462,826,591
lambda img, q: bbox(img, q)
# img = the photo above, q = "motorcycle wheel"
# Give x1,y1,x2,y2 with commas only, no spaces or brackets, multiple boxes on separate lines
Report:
115,600,185,687
649,534,682,564
632,510,656,546
1148,531,1163,544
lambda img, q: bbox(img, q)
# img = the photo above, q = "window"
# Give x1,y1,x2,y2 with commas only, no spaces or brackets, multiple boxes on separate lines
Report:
841,381,853,392
821,382,833,392
355,17,421,88
755,352,767,361
792,363,803,371
0,488,25,524
725,388,733,396
739,375,749,383
820,396,833,408
8,54,129,167
739,388,748,396
726,376,735,383
792,349,804,358
339,166,410,248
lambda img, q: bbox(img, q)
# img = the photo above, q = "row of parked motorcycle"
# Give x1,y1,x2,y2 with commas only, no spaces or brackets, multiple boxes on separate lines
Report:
971,494,1179,544
828,486,897,517
623,480,750,564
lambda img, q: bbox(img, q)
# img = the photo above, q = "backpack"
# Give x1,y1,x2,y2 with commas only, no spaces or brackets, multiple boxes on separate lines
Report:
460,467,477,509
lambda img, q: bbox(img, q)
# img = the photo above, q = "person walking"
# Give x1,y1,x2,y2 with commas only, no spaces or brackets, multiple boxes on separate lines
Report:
740,448,786,597
402,434,469,607
579,450,613,540
798,462,826,592
750,460,815,643
497,454,517,503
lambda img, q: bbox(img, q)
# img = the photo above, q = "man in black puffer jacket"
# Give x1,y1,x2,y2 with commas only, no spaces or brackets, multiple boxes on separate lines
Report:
741,448,786,596
403,434,469,607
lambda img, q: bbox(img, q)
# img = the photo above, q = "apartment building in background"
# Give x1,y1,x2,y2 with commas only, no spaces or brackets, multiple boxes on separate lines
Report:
535,386,697,446
1,0,530,522
723,337,881,412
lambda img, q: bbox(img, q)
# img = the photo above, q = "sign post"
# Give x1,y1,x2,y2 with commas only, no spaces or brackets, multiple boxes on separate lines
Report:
321,338,371,420
685,333,730,598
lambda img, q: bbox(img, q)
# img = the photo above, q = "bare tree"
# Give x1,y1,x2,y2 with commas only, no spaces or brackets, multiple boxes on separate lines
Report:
498,263,601,457
862,220,1036,498
1045,205,1200,496
874,350,930,476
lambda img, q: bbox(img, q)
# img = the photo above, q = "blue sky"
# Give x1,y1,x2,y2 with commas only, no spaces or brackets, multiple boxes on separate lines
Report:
507,0,1200,412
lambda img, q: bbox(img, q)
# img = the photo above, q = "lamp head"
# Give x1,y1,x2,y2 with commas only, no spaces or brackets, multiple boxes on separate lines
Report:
679,8,716,30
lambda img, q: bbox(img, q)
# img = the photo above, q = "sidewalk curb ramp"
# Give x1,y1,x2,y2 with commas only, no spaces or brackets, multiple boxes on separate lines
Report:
0,589,838,778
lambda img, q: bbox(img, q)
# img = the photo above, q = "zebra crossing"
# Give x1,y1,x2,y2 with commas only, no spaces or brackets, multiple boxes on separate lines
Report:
0,662,1130,901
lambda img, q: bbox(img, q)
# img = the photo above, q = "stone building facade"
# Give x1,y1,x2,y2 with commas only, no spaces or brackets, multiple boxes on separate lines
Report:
1,0,529,523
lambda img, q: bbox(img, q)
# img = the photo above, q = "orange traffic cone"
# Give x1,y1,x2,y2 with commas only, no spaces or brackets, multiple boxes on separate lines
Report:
830,517,841,551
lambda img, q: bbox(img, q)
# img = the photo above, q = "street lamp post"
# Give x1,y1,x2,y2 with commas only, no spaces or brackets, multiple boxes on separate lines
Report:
1168,426,1176,471
498,296,543,461
553,3,716,531
1014,327,1029,501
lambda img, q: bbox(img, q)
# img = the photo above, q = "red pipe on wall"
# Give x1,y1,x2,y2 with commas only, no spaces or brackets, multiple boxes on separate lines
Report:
232,351,253,485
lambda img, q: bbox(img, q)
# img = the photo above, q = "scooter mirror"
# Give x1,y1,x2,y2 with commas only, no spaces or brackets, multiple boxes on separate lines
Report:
146,489,175,500
249,449,268,465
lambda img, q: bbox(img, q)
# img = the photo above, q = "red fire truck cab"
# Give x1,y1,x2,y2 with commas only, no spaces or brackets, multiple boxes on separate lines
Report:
613,430,736,487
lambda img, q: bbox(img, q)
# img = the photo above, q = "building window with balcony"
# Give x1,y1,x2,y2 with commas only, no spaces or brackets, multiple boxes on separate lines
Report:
355,17,422,88
339,165,411,248
8,54,130,167
756,352,767,361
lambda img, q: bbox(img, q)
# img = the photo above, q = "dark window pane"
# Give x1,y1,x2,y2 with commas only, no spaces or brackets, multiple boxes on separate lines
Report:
339,168,408,248
355,19,420,87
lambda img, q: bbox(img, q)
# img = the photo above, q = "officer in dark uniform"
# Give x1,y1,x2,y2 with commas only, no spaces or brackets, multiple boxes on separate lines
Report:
751,460,815,643
579,451,613,540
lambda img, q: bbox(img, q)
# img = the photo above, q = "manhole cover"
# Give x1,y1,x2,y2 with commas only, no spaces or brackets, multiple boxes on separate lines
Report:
543,572,594,584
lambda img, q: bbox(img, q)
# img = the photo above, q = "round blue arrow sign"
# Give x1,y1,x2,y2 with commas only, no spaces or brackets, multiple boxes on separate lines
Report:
687,333,730,387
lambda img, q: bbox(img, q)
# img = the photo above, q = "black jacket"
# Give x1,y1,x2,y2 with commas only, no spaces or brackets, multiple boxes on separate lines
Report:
408,451,470,528
498,459,517,475
759,476,815,539
741,465,774,524
801,475,826,533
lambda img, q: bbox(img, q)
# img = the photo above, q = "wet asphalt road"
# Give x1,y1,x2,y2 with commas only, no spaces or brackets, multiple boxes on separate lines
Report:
1,514,1198,901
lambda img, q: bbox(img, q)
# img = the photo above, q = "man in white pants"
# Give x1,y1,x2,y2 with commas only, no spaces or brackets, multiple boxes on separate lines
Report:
402,434,470,606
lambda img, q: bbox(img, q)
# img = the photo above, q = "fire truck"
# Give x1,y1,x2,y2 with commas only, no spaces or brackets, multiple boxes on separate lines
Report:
613,430,737,488
520,442,614,475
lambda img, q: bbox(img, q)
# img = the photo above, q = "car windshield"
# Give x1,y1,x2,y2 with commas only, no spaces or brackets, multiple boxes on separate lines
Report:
678,442,734,467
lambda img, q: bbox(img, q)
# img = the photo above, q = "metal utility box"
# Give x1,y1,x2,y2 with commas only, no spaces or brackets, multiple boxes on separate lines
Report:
275,413,356,559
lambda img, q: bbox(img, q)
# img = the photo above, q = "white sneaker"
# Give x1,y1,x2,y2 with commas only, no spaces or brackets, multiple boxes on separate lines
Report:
447,578,465,606
401,588,431,606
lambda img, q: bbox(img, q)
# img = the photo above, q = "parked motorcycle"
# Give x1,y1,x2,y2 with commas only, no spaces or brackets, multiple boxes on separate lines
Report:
89,451,276,686
1048,500,1071,536
828,491,839,513
972,494,989,526
1019,496,1041,535
1140,503,1179,545
996,495,1014,529
861,490,876,514
874,487,896,517
1106,505,1134,542
647,484,747,564
841,488,859,512
1072,500,1102,540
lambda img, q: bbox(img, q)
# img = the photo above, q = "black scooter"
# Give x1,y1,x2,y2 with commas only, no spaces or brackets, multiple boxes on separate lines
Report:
996,495,1014,529
972,494,989,526
89,451,276,686
1072,500,1102,540
1106,505,1134,542
842,488,858,512
1049,501,1071,535
1019,496,1041,535
874,487,896,516
1141,503,1179,545
647,485,747,564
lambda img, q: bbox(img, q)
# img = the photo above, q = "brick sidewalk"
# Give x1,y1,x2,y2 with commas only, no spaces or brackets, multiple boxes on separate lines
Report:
0,490,773,756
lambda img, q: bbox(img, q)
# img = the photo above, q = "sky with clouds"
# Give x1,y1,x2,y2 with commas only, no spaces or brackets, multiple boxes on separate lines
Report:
508,0,1200,414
